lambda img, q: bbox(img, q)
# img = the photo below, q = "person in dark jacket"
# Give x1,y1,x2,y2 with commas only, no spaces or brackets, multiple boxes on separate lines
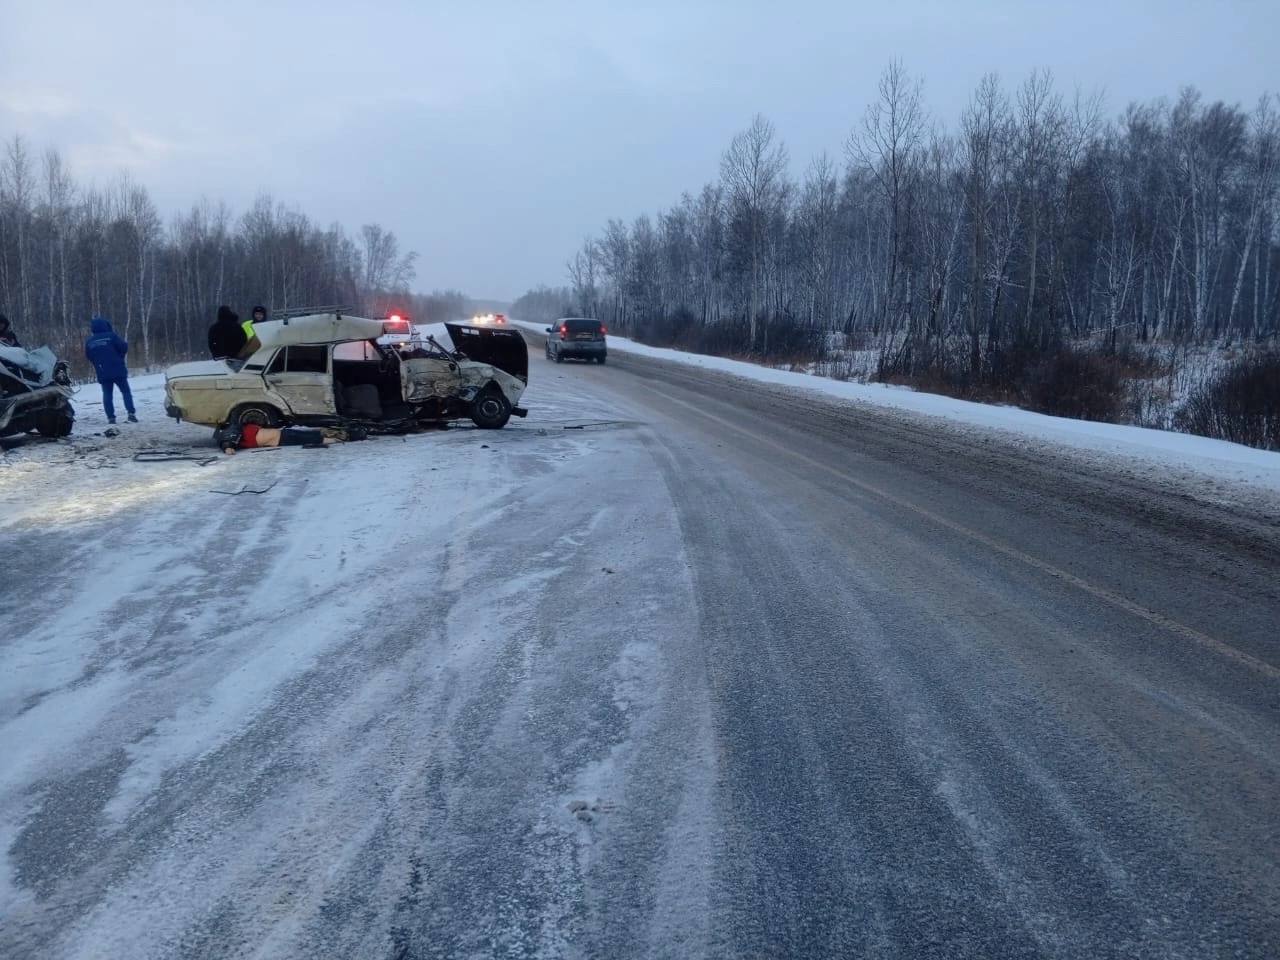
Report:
85,316,136,424
0,314,19,347
208,305,261,360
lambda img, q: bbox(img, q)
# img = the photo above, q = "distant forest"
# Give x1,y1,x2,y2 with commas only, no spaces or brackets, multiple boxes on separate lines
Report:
0,136,426,371
516,68,1275,424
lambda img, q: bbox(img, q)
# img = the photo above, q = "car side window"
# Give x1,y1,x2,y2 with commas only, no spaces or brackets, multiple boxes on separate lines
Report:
334,341,369,362
265,349,285,375
286,345,328,373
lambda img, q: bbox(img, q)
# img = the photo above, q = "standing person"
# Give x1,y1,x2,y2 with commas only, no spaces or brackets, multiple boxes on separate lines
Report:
0,314,19,347
207,305,261,360
208,305,244,359
84,316,136,424
251,304,268,327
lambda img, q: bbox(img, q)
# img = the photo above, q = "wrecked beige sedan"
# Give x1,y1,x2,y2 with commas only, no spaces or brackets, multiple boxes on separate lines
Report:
164,312,528,431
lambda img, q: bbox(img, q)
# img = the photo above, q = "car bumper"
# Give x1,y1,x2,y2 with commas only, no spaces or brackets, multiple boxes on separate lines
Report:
0,387,73,436
556,341,606,355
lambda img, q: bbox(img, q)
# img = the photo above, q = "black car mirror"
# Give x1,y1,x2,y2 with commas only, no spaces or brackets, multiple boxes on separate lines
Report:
545,327,553,333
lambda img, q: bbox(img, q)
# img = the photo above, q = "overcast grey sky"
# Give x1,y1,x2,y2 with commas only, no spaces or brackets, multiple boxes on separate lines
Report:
2,0,1276,300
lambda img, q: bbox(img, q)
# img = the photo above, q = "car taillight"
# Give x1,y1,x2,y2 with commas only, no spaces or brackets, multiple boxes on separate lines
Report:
559,325,568,339
600,325,607,336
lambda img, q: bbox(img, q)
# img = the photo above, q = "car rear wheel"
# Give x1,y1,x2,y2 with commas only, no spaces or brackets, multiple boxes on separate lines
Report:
598,355,607,365
470,388,512,429
230,402,282,429
553,350,563,363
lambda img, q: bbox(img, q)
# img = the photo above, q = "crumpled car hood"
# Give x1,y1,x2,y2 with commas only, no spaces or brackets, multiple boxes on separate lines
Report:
0,344,59,389
400,358,526,405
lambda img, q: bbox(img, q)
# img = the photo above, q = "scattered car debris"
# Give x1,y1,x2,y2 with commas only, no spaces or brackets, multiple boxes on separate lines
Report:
561,420,628,430
132,449,220,466
209,480,280,496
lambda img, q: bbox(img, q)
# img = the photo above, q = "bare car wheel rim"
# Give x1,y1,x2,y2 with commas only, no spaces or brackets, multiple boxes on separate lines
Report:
240,407,272,426
479,397,503,419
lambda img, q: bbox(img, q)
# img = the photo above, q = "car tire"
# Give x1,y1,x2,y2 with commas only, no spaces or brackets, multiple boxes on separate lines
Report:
554,350,563,363
230,402,282,429
470,387,512,429
598,355,607,365
34,407,74,438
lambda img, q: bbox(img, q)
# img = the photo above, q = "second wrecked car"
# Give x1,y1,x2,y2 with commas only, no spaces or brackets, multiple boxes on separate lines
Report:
164,312,528,432
0,344,75,439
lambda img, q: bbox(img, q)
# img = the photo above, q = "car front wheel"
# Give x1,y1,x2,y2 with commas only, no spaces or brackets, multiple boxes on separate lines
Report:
35,408,74,438
470,388,512,429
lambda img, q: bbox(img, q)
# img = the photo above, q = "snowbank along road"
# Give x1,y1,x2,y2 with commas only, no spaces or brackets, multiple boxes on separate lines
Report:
1,341,1279,959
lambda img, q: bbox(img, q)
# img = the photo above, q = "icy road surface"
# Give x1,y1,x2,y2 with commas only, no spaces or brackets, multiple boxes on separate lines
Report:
2,350,1279,959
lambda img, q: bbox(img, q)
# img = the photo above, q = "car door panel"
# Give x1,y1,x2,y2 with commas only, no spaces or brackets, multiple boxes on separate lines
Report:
265,345,336,415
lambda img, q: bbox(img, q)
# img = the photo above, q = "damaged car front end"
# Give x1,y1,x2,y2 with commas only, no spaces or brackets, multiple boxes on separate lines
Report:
0,344,75,439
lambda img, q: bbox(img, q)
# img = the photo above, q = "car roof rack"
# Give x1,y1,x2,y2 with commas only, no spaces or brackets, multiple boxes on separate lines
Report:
265,304,359,322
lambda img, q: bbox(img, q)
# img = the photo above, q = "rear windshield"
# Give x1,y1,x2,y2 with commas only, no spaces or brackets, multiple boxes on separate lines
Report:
562,319,603,334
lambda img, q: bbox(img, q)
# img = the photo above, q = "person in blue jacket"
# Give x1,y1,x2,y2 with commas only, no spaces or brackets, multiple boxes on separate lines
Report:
84,316,137,424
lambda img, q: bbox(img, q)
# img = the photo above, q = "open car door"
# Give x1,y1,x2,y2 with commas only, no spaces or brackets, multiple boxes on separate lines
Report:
445,323,528,384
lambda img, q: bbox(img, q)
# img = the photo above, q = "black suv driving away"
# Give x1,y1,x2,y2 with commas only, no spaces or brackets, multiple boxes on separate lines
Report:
545,318,607,364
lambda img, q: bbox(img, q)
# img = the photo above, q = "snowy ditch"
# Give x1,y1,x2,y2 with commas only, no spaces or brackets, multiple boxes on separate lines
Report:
516,320,1280,494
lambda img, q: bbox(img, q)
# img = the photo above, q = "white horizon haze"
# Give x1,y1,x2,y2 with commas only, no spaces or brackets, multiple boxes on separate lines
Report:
2,0,1276,300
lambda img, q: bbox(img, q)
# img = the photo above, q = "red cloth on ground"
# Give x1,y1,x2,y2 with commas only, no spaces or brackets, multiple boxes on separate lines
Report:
241,423,261,448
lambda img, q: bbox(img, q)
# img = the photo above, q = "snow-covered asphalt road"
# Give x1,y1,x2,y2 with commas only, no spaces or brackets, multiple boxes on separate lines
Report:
2,345,1279,958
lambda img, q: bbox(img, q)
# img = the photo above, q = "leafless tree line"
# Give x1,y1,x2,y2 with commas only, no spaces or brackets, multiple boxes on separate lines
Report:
0,135,417,372
520,66,1280,390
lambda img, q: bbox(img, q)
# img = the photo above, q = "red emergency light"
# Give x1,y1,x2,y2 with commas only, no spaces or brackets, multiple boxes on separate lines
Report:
382,312,411,336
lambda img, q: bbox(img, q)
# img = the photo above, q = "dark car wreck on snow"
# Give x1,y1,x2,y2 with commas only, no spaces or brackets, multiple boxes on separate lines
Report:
0,344,75,440
163,313,529,434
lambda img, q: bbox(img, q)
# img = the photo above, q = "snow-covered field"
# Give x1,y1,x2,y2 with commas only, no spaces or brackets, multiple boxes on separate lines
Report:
516,321,1280,494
